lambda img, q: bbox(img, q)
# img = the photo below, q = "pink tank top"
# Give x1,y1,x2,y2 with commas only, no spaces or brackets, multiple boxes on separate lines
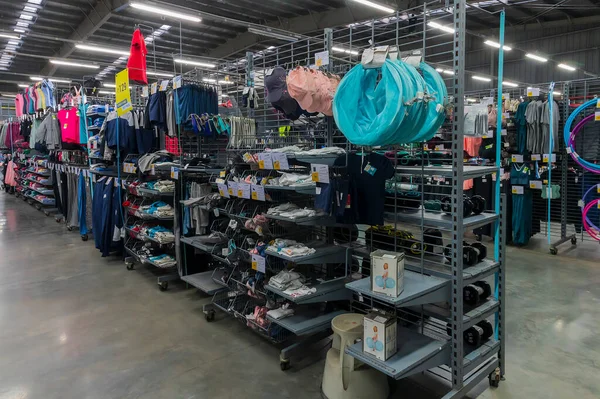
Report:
57,107,80,144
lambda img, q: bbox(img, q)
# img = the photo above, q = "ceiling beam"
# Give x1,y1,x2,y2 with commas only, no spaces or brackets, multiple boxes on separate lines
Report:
39,0,130,77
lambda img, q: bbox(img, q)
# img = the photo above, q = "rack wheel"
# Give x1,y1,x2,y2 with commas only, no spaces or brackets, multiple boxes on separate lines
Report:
81,234,88,241
126,262,134,270
476,234,483,242
55,217,62,223
204,310,215,322
571,236,577,245
44,210,50,216
158,282,168,291
67,225,73,231
489,368,501,387
550,247,558,255
280,360,291,371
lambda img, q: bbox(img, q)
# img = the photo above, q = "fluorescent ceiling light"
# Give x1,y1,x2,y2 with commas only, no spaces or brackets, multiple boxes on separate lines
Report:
1,93,16,98
18,84,29,88
146,71,174,77
332,46,359,56
23,6,37,12
427,21,455,34
19,14,34,21
28,0,43,4
267,46,276,50
50,59,99,69
525,53,548,62
552,91,562,96
0,33,20,40
130,2,201,23
5,46,17,51
473,75,492,82
248,27,301,42
103,83,116,88
502,81,518,87
16,22,30,27
349,0,395,13
466,98,477,103
173,58,216,68
442,70,454,76
75,44,129,56
29,76,71,83
7,40,20,46
13,29,26,33
557,63,576,71
219,80,234,85
435,68,444,72
202,78,216,83
221,94,229,97
98,90,115,95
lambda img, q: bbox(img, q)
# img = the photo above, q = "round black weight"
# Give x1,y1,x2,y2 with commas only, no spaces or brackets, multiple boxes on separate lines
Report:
476,320,494,341
464,284,483,305
441,196,452,214
473,281,492,299
444,244,452,262
470,242,488,261
463,195,473,217
471,195,486,215
464,245,479,266
464,325,484,346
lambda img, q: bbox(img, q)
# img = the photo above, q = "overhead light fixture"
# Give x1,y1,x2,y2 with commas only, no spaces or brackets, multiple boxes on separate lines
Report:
103,83,116,88
558,63,576,72
1,93,16,98
332,46,359,56
16,21,30,27
221,94,229,98
23,6,37,13
349,0,395,13
427,21,455,34
0,33,20,40
18,84,29,88
484,40,511,51
50,59,100,69
19,14,34,21
98,90,116,95
75,44,130,56
267,46,276,50
146,71,174,77
29,76,71,83
130,2,201,23
466,98,478,103
219,80,235,85
7,40,20,46
442,70,454,76
503,81,519,87
13,29,26,33
248,27,301,42
173,58,216,68
552,91,562,96
525,53,548,62
435,68,444,72
202,78,216,83
473,75,492,82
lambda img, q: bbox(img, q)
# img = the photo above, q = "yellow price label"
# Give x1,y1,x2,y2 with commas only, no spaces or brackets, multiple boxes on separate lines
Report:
595,111,600,121
251,191,258,200
219,189,225,196
273,160,280,170
316,59,322,67
219,171,226,178
258,160,265,169
596,98,600,108
251,261,258,270
512,187,517,194
311,171,319,182
597,184,600,193
527,91,533,96
228,188,234,196
543,179,548,184
238,190,243,197
543,155,549,162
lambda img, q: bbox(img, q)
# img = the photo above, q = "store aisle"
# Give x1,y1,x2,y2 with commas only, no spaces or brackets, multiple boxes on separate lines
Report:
0,194,598,399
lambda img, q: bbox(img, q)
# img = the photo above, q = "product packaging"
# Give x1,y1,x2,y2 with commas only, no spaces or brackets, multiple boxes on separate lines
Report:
370,249,404,297
363,310,398,361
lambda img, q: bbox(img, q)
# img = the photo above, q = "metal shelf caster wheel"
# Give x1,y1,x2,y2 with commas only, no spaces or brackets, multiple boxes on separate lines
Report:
571,236,577,245
81,234,88,241
204,310,215,322
55,216,62,223
489,368,501,387
67,225,73,231
159,282,168,292
476,234,483,242
126,262,134,270
280,360,290,371
44,211,50,216
550,247,558,255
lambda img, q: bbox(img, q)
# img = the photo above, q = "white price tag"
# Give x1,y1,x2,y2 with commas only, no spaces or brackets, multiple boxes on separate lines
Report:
543,154,557,163
159,80,169,91
511,154,524,163
271,152,289,170
311,164,330,184
483,130,494,139
578,199,585,208
531,154,541,161
434,145,445,151
237,182,251,199
171,167,179,180
315,50,330,67
251,254,266,273
526,87,540,97
257,153,273,169
123,162,136,174
172,75,183,90
151,82,158,94
251,184,265,201
142,86,149,97
501,129,507,136
530,180,542,189
595,111,600,122
512,186,524,195
227,181,238,197
217,183,230,198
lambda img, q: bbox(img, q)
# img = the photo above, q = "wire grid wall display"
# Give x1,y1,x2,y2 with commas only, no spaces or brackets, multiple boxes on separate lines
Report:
210,2,506,395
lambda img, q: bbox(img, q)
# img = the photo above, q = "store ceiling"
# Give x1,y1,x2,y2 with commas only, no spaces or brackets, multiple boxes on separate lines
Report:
0,0,598,94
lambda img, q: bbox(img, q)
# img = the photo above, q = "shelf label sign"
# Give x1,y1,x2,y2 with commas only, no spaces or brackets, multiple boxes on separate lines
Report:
227,181,237,197
123,162,136,174
251,184,265,201
271,152,289,170
512,186,524,195
159,80,169,91
170,167,179,180
315,50,329,67
173,75,183,89
311,164,330,184
530,180,542,189
115,68,132,116
542,154,556,163
531,154,541,161
217,183,230,198
257,153,273,169
142,86,149,97
526,87,540,97
595,110,600,122
511,154,523,163
237,183,251,199
151,82,158,95
251,254,266,273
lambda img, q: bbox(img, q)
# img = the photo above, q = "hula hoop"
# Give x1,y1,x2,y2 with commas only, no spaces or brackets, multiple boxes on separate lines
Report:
564,99,600,173
582,198,600,241
581,184,600,231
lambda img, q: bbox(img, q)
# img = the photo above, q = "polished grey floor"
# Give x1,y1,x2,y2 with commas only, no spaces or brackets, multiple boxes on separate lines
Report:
0,194,598,399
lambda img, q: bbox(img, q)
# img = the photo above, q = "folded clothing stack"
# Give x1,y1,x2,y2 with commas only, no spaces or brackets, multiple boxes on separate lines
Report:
267,203,299,215
264,146,346,156
268,269,304,290
145,180,175,193
145,225,175,244
141,201,174,217
267,238,316,258
148,254,176,268
267,172,314,187
278,207,318,220
266,303,294,320
196,232,229,245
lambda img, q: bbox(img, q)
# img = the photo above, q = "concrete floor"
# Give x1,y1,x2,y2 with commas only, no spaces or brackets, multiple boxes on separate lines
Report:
0,194,598,399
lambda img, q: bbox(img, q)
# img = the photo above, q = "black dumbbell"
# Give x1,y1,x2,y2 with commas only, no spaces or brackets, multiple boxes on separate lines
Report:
464,281,492,305
477,320,494,342
444,244,479,266
446,320,494,347
441,195,473,217
470,242,487,262
471,195,486,215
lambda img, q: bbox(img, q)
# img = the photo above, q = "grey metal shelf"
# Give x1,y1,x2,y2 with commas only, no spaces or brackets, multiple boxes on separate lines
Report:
23,184,54,196
384,210,498,229
124,246,176,269
267,309,348,335
125,227,174,246
265,278,352,304
345,270,450,307
345,328,450,380
25,177,52,187
26,169,50,177
181,271,228,295
264,184,317,195
464,339,500,375
265,242,350,264
402,257,500,284
289,153,341,166
180,235,227,254
395,165,498,179
422,299,499,330
137,187,174,197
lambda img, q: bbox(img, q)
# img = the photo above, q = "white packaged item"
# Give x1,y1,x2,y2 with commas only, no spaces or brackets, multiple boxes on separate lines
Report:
363,311,398,361
371,250,404,298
